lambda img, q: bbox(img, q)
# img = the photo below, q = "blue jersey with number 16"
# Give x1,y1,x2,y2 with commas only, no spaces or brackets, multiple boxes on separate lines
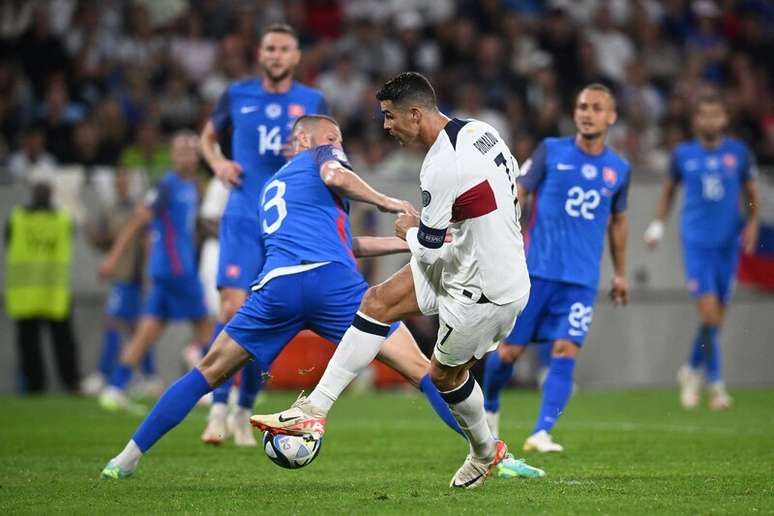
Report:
253,144,356,287
519,136,630,290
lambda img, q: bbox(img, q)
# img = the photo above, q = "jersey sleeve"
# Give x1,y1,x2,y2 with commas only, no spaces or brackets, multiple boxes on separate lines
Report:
611,168,630,213
517,140,548,192
144,179,170,212
210,88,231,134
316,95,329,116
314,144,352,170
417,160,457,248
740,147,758,183
669,151,682,182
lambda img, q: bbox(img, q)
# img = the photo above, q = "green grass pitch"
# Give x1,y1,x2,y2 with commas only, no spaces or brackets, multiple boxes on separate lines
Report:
1,389,773,514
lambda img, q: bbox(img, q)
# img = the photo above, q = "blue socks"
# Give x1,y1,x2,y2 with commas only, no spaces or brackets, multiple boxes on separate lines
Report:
110,363,133,390
688,325,722,383
483,351,515,413
237,359,265,410
533,356,576,434
98,328,122,377
133,368,212,452
419,374,464,437
140,348,156,377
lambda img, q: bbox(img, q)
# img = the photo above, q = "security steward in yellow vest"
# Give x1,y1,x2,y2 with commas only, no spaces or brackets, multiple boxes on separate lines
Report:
4,181,80,393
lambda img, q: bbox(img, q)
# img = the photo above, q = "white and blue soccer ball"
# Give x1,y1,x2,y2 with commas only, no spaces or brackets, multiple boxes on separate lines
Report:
262,431,322,469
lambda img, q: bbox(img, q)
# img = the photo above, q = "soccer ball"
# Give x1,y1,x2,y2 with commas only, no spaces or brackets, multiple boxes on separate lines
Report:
262,431,322,469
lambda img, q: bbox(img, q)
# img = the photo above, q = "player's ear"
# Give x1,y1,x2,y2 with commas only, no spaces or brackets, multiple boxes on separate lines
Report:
410,107,421,124
607,109,618,126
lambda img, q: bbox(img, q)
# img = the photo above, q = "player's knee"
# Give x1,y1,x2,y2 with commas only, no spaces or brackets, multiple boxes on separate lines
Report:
552,340,580,358
219,291,245,322
497,344,522,363
428,362,462,392
360,286,388,321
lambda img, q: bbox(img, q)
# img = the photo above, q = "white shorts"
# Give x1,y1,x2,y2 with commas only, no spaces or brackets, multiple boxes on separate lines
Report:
410,257,529,367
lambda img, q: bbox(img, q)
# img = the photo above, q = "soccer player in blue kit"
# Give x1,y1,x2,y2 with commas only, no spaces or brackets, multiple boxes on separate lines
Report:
100,115,469,479
482,84,630,453
644,93,759,411
199,24,328,446
98,132,213,413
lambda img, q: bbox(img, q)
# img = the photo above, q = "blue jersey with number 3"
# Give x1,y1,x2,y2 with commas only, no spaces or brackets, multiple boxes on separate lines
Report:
671,137,753,248
520,136,630,289
254,144,356,286
211,79,328,220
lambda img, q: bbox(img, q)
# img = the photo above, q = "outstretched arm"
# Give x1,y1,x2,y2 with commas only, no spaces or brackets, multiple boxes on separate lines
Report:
352,236,409,258
320,160,417,216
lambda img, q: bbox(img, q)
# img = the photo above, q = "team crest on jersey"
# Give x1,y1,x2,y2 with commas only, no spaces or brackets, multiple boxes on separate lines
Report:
603,167,617,186
722,153,737,168
706,157,719,170
265,103,282,119
581,164,598,180
289,104,305,117
422,190,431,207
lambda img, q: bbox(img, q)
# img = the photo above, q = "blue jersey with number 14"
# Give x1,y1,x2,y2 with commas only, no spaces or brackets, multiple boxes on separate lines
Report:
211,79,328,220
253,144,356,287
520,136,630,290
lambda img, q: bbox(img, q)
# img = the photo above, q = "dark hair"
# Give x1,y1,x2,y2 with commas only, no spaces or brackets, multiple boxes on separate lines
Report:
376,72,437,109
261,23,299,42
695,92,726,112
576,82,616,109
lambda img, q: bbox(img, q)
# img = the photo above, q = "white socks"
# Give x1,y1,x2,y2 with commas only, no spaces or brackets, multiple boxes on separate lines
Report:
113,439,142,472
441,373,495,460
209,402,228,421
308,312,390,414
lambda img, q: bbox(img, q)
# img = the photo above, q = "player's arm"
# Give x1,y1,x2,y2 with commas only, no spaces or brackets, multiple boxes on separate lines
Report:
608,172,630,305
320,160,416,215
98,204,151,279
351,236,409,258
398,161,456,265
741,157,760,254
516,141,548,225
644,153,681,248
200,90,242,187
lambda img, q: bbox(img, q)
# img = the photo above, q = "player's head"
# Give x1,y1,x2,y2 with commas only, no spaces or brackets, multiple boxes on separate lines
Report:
258,23,301,83
573,83,617,140
170,130,200,175
290,115,342,154
693,93,728,141
376,72,438,145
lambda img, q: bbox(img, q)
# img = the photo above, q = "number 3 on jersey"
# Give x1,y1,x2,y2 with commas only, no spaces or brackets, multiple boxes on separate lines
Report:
565,186,600,220
262,179,287,234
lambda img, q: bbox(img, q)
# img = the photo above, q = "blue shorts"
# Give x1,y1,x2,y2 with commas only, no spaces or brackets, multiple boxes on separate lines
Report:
683,243,740,305
217,215,265,290
144,277,209,321
504,276,597,347
106,281,142,321
225,262,395,370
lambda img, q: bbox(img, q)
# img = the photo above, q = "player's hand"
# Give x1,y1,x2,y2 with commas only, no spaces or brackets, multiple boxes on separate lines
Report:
742,219,759,254
98,255,118,280
609,275,629,306
380,197,418,217
394,212,420,241
212,158,243,187
643,219,664,249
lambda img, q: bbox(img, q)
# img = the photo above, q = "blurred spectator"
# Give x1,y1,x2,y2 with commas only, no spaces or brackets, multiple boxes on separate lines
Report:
65,1,115,104
15,7,70,98
119,121,170,182
586,5,635,84
37,79,85,163
394,10,440,75
198,34,250,103
453,82,511,144
92,97,127,161
620,61,665,125
686,0,727,83
158,75,199,133
114,3,164,69
316,52,368,123
337,17,403,77
66,118,114,168
7,124,56,181
4,178,80,393
169,11,217,83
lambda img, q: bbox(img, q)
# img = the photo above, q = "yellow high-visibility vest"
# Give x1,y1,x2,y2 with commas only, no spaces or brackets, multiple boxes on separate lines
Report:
4,207,73,319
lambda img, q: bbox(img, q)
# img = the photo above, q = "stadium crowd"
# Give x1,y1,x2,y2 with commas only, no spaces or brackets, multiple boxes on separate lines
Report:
1,0,773,186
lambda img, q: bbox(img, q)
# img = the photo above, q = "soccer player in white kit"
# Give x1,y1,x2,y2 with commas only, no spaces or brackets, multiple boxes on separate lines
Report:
251,72,540,488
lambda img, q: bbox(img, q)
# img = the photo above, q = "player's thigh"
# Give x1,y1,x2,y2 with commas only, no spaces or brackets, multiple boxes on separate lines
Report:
549,283,597,347
408,256,441,317
696,294,723,326
361,263,423,323
224,274,306,372
682,245,715,299
120,316,165,365
198,329,252,386
376,322,429,387
552,339,580,358
435,294,525,369
217,215,265,292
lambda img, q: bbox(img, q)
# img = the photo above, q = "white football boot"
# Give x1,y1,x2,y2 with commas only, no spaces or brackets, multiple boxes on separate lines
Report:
450,440,508,489
201,403,229,445
98,386,146,416
250,393,326,440
709,383,733,411
228,407,257,447
677,365,702,409
523,430,564,453
81,372,106,397
486,410,500,438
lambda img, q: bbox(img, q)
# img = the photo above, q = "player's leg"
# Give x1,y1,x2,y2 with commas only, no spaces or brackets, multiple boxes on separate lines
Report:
99,316,165,413
100,331,251,479
374,323,464,437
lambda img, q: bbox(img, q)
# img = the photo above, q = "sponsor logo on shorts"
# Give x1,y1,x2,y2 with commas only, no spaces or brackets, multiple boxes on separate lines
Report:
227,265,241,278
